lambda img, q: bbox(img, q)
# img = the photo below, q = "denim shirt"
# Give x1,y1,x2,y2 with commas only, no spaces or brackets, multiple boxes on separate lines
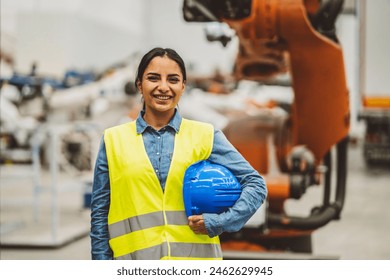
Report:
90,110,267,260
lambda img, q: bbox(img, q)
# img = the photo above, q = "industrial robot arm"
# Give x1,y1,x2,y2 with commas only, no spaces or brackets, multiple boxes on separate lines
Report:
183,0,350,232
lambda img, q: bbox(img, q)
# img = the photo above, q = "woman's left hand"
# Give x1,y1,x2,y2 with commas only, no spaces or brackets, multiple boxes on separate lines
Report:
188,215,208,235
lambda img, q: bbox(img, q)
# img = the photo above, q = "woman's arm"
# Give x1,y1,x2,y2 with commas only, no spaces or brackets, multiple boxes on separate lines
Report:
90,137,113,260
202,130,268,237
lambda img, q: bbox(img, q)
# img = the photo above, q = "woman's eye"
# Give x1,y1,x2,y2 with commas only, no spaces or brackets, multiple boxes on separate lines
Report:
169,78,180,83
147,76,159,82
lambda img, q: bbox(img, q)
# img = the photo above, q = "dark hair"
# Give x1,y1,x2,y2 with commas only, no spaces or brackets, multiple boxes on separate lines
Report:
135,47,186,89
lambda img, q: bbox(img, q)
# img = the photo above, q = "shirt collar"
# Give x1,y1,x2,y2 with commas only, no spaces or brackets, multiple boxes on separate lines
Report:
136,109,182,134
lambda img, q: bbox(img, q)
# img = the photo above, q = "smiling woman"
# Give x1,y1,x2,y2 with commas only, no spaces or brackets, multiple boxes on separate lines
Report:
89,47,267,260
136,49,186,130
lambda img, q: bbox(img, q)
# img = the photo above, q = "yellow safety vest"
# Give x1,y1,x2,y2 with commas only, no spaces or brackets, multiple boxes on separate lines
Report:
104,118,222,260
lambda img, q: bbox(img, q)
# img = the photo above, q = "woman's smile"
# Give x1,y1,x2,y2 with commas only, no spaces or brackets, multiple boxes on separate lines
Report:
152,94,174,101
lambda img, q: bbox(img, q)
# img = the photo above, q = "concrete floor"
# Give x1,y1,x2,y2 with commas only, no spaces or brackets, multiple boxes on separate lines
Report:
1,141,389,260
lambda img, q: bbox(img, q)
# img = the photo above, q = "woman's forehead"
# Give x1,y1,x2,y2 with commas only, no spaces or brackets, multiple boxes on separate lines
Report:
145,56,182,74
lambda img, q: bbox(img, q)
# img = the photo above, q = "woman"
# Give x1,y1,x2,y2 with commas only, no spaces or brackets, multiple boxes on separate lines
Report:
90,47,267,260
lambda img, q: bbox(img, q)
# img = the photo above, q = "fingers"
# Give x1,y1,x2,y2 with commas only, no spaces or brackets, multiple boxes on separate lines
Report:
188,215,208,235
188,215,203,224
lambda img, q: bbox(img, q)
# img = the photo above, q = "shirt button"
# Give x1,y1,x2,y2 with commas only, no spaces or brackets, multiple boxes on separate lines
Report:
157,152,160,155
156,169,159,173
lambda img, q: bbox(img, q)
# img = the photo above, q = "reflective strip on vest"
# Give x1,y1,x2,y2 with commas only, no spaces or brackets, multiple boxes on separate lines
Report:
109,210,187,239
116,242,222,260
104,118,221,260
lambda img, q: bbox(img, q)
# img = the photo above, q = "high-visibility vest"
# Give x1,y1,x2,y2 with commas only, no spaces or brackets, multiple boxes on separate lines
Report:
104,118,222,260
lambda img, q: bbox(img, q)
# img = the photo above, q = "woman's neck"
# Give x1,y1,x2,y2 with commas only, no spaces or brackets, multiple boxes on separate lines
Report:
143,109,175,131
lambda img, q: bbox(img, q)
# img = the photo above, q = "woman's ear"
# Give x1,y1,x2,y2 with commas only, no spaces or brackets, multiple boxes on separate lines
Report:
136,80,142,93
182,81,186,92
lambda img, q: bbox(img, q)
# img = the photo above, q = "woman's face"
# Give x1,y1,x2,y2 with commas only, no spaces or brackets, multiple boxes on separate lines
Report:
137,55,185,115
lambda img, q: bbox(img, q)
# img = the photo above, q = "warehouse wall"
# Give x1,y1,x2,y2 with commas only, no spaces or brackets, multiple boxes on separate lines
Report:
363,0,390,95
15,12,143,76
1,0,146,76
1,0,236,77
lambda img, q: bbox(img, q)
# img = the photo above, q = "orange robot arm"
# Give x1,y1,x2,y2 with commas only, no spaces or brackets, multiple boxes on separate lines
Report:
183,0,350,233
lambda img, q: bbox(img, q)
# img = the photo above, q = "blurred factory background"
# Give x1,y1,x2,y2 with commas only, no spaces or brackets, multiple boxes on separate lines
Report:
1,0,389,260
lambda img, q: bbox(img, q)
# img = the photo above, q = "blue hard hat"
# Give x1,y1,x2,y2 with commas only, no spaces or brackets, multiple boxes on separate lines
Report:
183,160,242,216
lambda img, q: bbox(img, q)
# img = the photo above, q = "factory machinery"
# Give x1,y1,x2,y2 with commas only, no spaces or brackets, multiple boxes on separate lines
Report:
182,0,350,257
0,54,139,246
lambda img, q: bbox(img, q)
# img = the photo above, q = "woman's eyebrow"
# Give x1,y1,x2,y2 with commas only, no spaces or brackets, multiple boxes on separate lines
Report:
146,72,160,76
146,72,181,77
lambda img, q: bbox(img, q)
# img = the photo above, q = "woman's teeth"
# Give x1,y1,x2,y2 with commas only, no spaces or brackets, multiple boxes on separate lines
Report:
155,95,171,100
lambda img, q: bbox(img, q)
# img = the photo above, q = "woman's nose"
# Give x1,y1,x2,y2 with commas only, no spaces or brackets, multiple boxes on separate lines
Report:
158,80,169,92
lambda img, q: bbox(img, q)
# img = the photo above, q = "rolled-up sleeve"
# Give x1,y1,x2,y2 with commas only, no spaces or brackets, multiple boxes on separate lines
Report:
90,137,113,260
203,130,267,237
